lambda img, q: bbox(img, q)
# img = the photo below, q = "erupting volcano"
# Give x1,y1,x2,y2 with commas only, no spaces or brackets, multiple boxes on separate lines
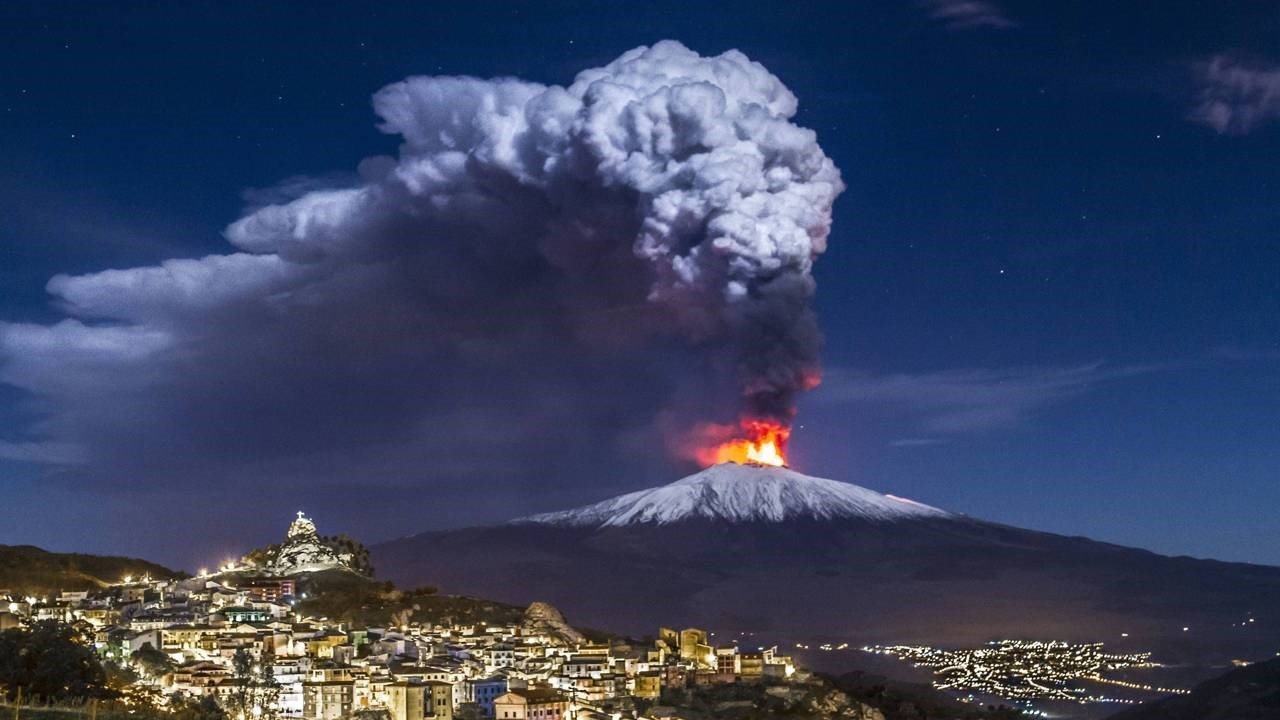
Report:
375,462,1280,677
699,420,790,467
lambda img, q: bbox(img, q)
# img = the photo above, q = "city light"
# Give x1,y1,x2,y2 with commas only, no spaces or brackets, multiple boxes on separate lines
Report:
865,640,1190,707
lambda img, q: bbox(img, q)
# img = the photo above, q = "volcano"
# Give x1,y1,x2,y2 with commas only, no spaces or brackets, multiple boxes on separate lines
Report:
518,462,952,526
374,463,1280,667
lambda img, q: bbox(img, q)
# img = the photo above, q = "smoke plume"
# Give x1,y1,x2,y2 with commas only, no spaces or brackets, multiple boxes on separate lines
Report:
0,41,841,524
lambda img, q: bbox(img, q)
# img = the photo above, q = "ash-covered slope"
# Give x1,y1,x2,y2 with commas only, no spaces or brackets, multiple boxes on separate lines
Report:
375,463,1280,670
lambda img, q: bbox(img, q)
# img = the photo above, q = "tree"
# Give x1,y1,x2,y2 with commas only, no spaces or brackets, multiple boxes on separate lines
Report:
242,544,282,569
0,620,113,703
171,693,229,720
223,649,280,720
131,643,174,679
255,654,281,720
322,534,374,577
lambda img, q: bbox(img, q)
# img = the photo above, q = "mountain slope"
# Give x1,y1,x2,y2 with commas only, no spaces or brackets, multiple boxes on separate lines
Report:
0,545,182,597
1109,656,1280,720
374,463,1280,671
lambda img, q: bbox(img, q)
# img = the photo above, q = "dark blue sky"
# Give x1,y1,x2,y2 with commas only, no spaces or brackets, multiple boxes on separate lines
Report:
2,1,1278,569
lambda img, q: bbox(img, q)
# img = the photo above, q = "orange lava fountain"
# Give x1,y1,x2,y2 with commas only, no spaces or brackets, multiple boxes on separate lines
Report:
699,421,790,467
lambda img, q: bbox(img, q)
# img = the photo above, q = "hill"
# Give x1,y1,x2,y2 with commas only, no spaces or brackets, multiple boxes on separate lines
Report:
643,673,1023,720
281,567,525,628
1108,656,1280,719
0,545,181,597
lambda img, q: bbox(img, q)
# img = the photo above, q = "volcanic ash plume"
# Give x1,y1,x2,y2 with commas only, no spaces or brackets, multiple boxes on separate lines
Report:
0,40,842,484
230,41,844,458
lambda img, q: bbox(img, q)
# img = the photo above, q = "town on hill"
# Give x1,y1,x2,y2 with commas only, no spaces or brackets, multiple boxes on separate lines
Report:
7,513,1018,720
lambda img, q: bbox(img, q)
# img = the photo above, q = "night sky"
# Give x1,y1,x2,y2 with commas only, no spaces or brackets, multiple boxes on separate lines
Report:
2,1,1278,570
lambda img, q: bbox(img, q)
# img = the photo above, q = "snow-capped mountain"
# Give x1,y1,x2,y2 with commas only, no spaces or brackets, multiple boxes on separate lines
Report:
374,463,1280,674
518,462,952,527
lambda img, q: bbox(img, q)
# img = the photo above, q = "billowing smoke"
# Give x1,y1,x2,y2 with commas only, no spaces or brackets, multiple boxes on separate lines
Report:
0,41,841,536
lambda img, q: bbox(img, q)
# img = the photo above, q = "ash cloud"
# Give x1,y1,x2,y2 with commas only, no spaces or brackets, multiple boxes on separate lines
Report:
0,42,842,528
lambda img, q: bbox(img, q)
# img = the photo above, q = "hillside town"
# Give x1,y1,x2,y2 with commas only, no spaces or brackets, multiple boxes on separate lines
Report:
0,514,798,720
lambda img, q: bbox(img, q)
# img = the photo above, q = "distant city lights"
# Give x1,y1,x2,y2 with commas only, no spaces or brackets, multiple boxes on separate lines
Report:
864,640,1190,707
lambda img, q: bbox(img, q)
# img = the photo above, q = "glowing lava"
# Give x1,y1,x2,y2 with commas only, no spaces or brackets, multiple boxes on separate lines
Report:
701,421,790,467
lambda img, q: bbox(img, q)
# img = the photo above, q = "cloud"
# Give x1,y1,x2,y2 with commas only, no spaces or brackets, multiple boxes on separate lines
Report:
1189,55,1280,135
920,0,1017,31
816,362,1162,435
0,42,842,527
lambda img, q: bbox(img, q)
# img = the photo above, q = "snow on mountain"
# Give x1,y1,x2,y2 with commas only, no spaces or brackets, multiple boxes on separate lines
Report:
516,461,953,527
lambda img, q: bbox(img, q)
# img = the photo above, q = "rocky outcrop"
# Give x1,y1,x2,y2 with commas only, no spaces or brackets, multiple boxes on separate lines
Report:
245,513,356,576
274,513,351,573
764,685,885,720
811,690,885,720
654,679,887,720
522,601,585,646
